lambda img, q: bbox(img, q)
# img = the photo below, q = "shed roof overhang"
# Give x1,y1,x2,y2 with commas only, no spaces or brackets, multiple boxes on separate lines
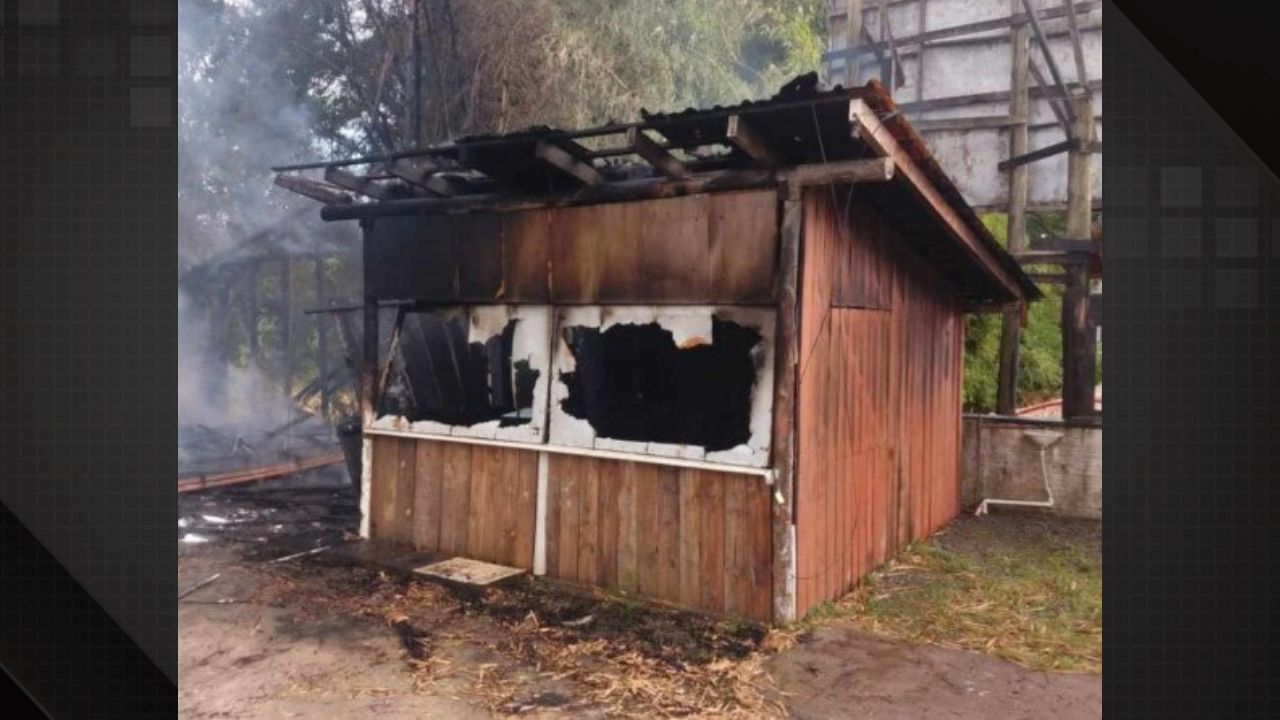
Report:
274,77,1039,306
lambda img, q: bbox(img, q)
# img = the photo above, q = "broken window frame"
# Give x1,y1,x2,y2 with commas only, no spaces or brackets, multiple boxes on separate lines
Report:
369,305,552,444
368,304,776,469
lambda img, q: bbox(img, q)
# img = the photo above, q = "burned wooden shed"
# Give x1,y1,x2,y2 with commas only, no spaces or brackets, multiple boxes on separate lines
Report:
275,77,1039,622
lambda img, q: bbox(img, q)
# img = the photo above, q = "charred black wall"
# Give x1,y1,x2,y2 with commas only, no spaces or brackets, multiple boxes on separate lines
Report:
558,318,762,451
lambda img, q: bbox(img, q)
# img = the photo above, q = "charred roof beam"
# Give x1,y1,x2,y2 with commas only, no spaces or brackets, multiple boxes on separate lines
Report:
535,139,603,186
726,115,781,168
625,128,689,179
324,165,394,200
273,174,353,205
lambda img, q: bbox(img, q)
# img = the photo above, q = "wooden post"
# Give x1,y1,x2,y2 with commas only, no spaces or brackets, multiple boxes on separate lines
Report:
314,257,330,419
247,261,261,363
996,2,1030,416
281,258,295,426
771,182,803,623
832,0,863,86
359,225,379,535
1062,94,1096,419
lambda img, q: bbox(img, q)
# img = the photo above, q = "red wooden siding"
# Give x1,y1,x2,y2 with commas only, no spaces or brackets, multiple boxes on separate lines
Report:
368,436,773,622
543,456,773,621
368,436,538,569
795,188,966,617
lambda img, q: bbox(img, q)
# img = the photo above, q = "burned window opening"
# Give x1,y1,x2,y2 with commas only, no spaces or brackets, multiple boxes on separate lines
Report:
379,313,540,427
558,317,762,451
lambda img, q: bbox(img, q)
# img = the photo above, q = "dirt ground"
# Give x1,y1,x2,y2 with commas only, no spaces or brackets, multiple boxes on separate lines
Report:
178,473,1100,718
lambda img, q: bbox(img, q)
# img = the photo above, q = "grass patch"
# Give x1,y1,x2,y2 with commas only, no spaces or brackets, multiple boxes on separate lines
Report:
808,514,1101,674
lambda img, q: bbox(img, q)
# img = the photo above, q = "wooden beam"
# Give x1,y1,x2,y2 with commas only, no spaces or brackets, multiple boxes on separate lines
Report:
770,184,803,623
997,138,1077,171
383,159,461,197
1030,236,1096,253
1063,0,1091,90
998,1,1031,417
625,128,688,179
322,160,895,221
324,166,392,200
274,174,353,205
178,452,346,493
1028,272,1069,284
848,98,1025,301
1021,0,1076,122
822,1,1101,63
895,77,1101,116
1062,92,1097,421
1013,251,1091,265
1028,57,1073,132
726,115,781,168
535,140,603,186
782,157,894,186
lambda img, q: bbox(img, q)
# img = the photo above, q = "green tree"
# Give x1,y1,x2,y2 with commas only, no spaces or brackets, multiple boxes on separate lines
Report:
965,213,1068,412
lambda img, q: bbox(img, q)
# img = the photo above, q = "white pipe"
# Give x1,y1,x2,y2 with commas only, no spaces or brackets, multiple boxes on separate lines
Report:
363,426,777,482
359,435,373,538
532,452,549,576
975,431,1060,516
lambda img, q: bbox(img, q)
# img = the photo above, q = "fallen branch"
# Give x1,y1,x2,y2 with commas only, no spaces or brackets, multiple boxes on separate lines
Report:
178,572,221,600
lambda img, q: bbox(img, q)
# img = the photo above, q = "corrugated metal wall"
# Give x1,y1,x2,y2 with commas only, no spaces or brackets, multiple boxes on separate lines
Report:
795,188,966,616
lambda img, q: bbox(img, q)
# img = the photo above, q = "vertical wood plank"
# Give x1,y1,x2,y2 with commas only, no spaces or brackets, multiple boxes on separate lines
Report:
511,449,539,569
437,443,472,556
655,467,682,603
393,438,417,546
747,481,775,622
634,464,663,599
577,459,601,586
615,462,639,593
677,469,702,608
370,437,401,542
544,460,561,578
698,472,727,615
596,465,622,588
724,477,751,618
413,440,444,553
466,447,495,561
554,456,581,581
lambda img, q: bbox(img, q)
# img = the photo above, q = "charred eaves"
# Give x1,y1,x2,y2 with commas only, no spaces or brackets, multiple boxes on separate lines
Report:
557,318,762,451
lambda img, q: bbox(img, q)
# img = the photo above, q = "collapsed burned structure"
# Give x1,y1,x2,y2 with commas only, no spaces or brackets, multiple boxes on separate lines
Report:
275,77,1039,622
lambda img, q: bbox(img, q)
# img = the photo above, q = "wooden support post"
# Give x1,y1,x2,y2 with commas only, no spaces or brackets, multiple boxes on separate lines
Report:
281,258,294,418
914,0,927,101
771,182,803,623
314,257,330,419
997,2,1030,417
1062,95,1096,419
359,240,379,535
1021,0,1075,122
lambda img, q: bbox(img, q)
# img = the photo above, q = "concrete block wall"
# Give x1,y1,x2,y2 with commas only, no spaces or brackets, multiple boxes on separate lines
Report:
961,415,1102,520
